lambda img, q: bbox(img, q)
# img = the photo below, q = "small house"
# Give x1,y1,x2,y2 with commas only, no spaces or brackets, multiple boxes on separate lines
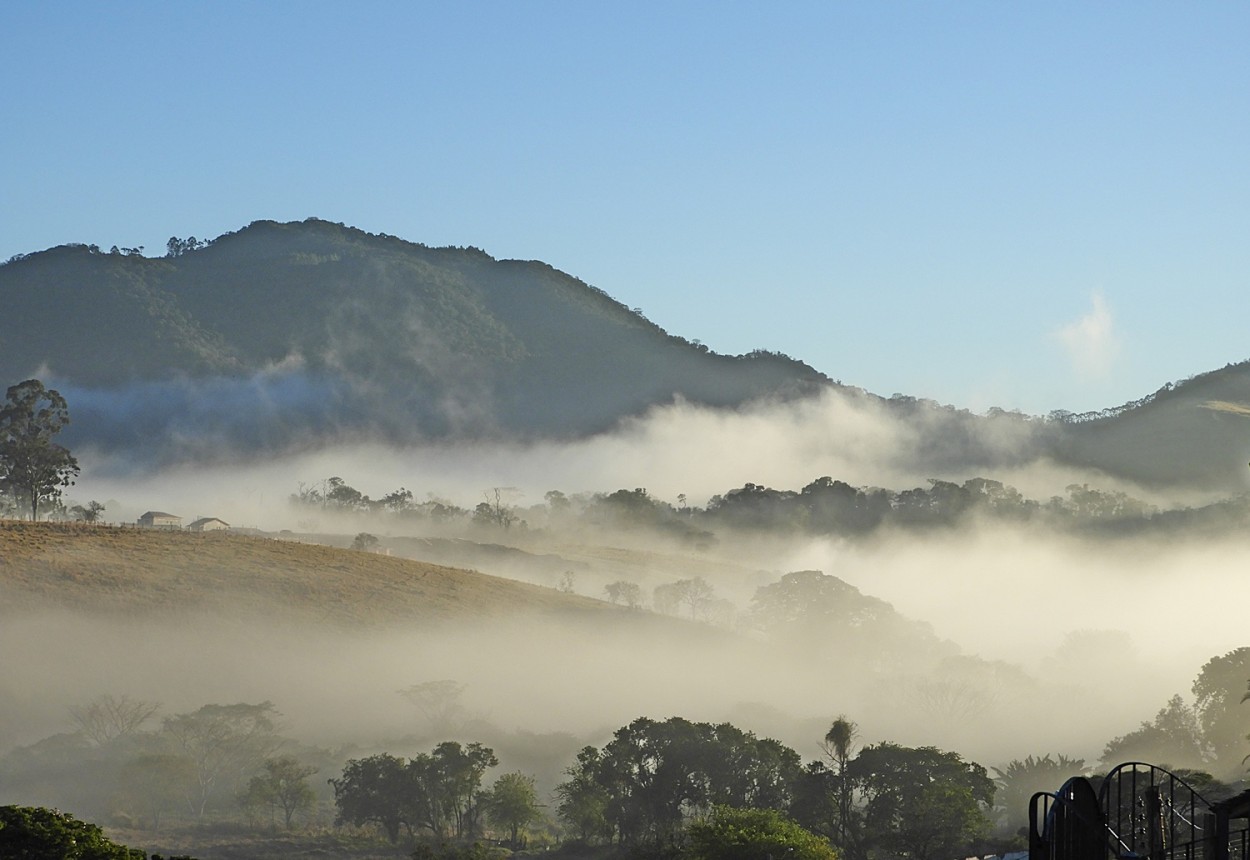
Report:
138,511,181,529
187,517,229,532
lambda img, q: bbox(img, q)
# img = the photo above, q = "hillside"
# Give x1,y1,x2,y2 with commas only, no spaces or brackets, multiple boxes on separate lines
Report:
0,219,830,457
0,521,623,626
1046,361,1250,489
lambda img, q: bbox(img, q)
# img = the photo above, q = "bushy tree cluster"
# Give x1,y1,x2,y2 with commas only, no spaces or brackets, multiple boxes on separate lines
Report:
551,715,998,860
330,742,498,843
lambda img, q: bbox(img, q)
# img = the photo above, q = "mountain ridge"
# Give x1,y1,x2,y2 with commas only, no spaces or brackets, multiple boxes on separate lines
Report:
4,218,1250,492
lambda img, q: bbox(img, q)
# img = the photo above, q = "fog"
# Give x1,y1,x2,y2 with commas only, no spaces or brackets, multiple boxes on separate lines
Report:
6,386,1250,820
76,386,1202,526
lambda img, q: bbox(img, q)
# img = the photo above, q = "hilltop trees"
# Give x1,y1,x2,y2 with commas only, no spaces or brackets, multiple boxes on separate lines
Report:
0,379,79,520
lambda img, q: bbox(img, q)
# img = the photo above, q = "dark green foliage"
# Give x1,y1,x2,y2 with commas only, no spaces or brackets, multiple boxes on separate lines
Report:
484,771,541,848
686,806,837,860
0,379,79,520
557,717,803,848
849,743,993,860
331,742,499,844
331,753,412,843
0,805,145,859
0,219,828,454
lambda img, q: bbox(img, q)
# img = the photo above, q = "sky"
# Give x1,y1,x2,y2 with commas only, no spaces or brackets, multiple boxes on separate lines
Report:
3,2,1248,416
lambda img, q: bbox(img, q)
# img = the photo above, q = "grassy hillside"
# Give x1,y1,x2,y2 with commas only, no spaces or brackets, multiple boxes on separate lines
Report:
0,520,622,626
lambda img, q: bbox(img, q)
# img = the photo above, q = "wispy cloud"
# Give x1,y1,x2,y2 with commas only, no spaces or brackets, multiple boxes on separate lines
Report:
1054,292,1121,378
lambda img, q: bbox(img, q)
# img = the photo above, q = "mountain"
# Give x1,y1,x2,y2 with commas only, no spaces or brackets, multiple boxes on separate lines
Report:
0,219,829,456
3,218,1248,493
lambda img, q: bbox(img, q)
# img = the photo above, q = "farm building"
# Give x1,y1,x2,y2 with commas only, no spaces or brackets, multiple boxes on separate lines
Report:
187,517,229,532
138,511,181,529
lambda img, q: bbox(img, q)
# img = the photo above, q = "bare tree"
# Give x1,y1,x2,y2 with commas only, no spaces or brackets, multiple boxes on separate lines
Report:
69,694,160,746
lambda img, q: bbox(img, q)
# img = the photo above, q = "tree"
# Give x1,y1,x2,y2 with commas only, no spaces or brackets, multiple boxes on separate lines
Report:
1194,648,1250,775
821,717,858,851
993,754,1086,834
555,747,611,843
421,741,498,839
70,500,106,522
653,578,715,620
1101,694,1209,772
331,753,413,843
162,701,284,819
565,717,803,848
399,680,468,738
68,694,160,747
117,752,195,832
351,532,379,551
688,806,838,860
898,782,990,860
604,581,643,608
484,771,541,848
473,487,519,530
849,743,993,860
0,379,80,521
0,805,147,859
239,755,317,830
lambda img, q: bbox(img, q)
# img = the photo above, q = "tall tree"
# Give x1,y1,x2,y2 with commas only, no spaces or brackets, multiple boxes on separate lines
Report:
162,701,285,819
0,379,79,521
822,716,858,852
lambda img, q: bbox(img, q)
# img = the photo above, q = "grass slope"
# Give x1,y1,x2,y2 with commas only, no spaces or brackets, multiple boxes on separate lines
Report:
0,521,619,626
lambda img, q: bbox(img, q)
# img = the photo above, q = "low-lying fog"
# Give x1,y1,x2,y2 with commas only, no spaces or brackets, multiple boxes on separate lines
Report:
7,388,1250,796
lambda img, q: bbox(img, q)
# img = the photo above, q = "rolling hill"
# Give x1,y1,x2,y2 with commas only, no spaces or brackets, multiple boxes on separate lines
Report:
0,521,623,627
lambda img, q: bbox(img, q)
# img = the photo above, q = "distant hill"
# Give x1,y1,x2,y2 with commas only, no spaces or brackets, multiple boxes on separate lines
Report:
1045,361,1250,490
0,219,829,455
3,219,1248,493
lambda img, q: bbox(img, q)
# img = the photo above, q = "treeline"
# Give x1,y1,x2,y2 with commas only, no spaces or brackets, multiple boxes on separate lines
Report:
6,649,1250,856
290,474,1250,541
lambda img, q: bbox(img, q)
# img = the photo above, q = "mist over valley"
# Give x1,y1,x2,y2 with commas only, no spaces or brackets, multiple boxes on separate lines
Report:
3,222,1250,858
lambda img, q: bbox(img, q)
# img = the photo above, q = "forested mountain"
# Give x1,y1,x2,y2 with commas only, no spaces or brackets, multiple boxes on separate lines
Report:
3,218,1248,491
0,219,828,452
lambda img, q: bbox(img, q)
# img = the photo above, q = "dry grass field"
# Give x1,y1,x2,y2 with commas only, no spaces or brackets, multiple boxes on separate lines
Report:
0,520,619,627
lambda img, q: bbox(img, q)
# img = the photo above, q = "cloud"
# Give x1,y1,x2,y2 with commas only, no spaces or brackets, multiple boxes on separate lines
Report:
1054,292,1121,378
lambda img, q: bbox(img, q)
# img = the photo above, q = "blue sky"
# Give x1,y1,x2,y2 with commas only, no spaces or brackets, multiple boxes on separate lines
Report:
3,2,1247,416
